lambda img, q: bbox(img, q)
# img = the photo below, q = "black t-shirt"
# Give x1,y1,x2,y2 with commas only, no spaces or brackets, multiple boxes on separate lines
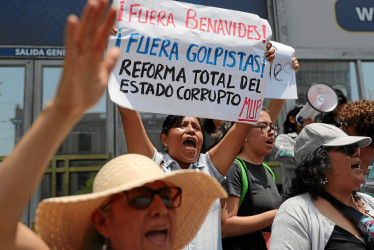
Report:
221,160,281,250
244,160,280,214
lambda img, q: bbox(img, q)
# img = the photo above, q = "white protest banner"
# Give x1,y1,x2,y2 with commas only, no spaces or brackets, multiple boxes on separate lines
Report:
265,41,297,99
108,0,272,123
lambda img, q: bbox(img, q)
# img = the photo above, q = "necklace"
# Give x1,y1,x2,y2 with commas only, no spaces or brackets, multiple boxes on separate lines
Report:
352,194,374,218
351,194,361,210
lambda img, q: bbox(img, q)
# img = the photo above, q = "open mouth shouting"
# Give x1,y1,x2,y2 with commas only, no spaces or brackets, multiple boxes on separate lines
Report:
266,138,274,145
145,227,169,246
265,138,274,148
351,158,362,170
351,163,361,170
183,137,197,150
350,159,364,178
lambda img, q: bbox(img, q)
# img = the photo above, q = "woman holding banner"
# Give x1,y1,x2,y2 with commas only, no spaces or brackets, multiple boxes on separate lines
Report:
117,41,276,250
117,108,251,250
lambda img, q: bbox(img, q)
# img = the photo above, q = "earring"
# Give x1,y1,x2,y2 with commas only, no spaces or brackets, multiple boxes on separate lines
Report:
102,238,108,250
320,177,328,186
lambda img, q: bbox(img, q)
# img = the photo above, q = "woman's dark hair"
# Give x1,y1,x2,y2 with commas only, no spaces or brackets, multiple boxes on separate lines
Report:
282,146,332,202
202,119,217,134
161,115,203,135
283,105,303,134
161,115,184,135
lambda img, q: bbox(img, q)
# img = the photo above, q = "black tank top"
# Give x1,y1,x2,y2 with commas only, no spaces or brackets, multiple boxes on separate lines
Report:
325,225,369,250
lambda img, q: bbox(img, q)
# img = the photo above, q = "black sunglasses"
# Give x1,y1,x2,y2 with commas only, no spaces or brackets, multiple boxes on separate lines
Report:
325,143,360,156
124,186,182,209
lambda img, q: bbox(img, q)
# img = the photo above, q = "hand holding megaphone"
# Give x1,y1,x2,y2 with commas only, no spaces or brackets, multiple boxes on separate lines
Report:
296,83,338,126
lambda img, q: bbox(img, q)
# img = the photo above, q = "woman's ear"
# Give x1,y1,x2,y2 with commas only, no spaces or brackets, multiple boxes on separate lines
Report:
91,208,111,238
289,115,296,124
161,134,168,148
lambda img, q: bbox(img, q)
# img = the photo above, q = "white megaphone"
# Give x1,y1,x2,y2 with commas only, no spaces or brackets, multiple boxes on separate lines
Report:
296,83,338,126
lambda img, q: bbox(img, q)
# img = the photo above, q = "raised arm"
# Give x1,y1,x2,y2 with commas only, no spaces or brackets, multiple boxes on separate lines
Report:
221,195,277,238
117,106,155,158
268,99,286,122
0,0,120,248
208,122,250,176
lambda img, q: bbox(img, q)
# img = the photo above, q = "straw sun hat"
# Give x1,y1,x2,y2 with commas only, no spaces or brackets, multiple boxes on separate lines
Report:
36,154,227,249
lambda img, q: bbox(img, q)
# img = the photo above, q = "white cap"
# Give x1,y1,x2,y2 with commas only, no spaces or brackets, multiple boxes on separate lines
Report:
295,123,372,164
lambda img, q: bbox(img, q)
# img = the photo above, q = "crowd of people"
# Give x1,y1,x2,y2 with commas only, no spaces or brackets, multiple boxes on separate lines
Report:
1,0,374,249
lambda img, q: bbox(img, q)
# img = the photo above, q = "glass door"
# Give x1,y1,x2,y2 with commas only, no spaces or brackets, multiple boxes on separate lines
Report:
0,60,32,156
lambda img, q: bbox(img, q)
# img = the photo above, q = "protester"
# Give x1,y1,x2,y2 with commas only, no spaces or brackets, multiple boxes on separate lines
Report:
270,123,373,249
320,88,347,127
117,107,250,250
116,42,275,250
282,105,305,134
339,100,374,176
271,105,313,192
219,108,281,250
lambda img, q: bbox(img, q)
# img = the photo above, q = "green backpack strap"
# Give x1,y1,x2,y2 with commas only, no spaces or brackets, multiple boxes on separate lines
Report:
235,157,248,208
263,162,275,182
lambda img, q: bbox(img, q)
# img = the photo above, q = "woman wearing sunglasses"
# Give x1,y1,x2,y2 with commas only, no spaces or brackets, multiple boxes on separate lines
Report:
36,154,226,249
270,123,374,250
219,108,281,250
